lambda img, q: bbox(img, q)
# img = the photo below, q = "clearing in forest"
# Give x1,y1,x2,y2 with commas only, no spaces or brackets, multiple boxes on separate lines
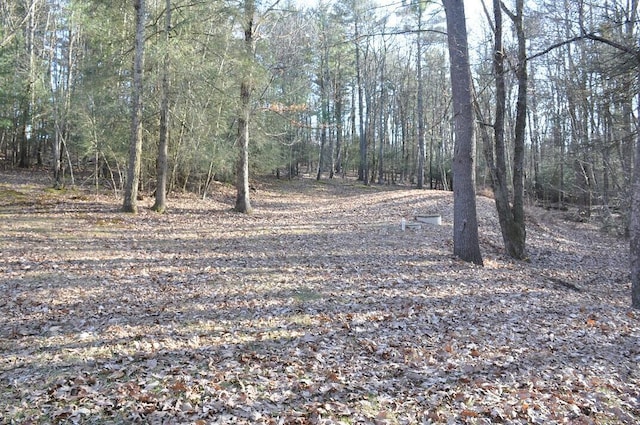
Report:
0,171,638,424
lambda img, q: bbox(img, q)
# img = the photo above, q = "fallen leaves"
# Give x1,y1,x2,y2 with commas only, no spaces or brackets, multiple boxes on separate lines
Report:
0,172,638,424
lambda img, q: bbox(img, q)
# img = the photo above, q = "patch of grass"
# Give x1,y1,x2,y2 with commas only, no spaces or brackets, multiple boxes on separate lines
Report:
293,287,323,302
0,188,29,202
94,217,126,226
43,187,64,194
43,186,89,201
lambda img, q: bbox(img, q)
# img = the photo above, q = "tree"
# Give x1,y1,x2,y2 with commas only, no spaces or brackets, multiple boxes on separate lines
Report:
46,1,78,188
481,0,527,260
123,0,146,213
632,83,640,307
315,2,331,181
442,0,483,265
20,0,43,169
402,0,428,188
152,0,171,213
234,0,256,214
522,0,639,306
353,0,368,184
575,7,640,308
233,0,285,212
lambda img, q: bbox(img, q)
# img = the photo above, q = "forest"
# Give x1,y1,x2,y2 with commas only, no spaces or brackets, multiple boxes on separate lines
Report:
1,0,637,216
1,0,640,423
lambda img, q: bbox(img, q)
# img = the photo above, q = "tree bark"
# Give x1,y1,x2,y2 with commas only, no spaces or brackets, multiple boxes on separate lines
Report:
483,0,527,260
334,85,343,176
631,71,640,308
377,94,385,185
123,0,146,213
355,4,367,184
235,0,254,214
316,19,329,181
19,0,40,169
152,0,171,213
416,9,425,189
443,0,483,265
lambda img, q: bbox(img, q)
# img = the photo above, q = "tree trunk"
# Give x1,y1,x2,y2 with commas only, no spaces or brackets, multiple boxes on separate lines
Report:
123,0,146,213
317,24,329,181
484,0,527,260
20,0,40,169
47,10,64,188
416,11,425,189
378,49,386,185
235,80,252,213
443,0,483,266
355,10,367,184
235,0,254,214
334,86,343,176
153,0,171,214
631,71,640,308
509,0,527,255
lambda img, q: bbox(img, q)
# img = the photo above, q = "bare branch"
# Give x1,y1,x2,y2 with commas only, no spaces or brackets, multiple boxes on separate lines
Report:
527,35,587,61
527,32,640,63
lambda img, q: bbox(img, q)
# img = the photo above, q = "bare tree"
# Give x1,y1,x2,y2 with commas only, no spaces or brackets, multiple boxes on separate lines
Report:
355,0,368,184
152,0,171,214
442,0,483,265
123,0,146,213
482,0,527,260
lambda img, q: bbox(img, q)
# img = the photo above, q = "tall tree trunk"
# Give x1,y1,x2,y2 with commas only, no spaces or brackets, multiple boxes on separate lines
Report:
153,0,171,213
628,2,640,308
316,125,326,180
631,71,640,308
378,50,386,185
60,18,76,189
509,0,527,251
334,86,343,176
443,0,483,266
529,61,541,199
20,0,40,169
416,11,425,189
355,7,367,184
47,8,63,188
123,0,146,213
317,23,329,181
485,0,527,260
235,0,254,214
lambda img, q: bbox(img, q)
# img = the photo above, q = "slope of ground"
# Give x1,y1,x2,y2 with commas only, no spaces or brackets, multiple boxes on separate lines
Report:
0,171,638,424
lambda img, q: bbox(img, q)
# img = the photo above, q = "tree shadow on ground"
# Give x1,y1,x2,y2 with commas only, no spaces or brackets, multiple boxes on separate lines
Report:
1,177,637,423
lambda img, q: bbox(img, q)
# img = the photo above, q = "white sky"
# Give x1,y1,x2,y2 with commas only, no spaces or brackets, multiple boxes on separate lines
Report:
291,0,488,39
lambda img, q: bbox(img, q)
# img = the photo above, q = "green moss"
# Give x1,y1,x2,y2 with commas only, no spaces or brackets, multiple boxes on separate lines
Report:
0,188,28,202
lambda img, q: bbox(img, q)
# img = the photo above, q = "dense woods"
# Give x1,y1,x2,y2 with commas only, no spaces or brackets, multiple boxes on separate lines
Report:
3,1,640,267
1,0,636,216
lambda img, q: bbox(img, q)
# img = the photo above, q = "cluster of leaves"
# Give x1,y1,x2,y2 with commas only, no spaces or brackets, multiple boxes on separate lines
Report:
0,172,638,424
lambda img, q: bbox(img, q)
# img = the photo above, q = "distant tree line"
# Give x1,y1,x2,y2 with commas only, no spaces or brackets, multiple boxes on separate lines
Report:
0,1,633,215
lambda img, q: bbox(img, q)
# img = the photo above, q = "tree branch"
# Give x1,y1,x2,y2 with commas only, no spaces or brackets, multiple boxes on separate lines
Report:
528,32,640,63
527,35,587,61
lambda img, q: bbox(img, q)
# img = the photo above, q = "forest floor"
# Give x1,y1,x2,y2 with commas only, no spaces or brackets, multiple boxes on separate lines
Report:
0,169,638,425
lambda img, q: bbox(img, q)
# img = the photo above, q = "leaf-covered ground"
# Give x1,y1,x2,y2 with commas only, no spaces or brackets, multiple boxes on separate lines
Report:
1,171,638,424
